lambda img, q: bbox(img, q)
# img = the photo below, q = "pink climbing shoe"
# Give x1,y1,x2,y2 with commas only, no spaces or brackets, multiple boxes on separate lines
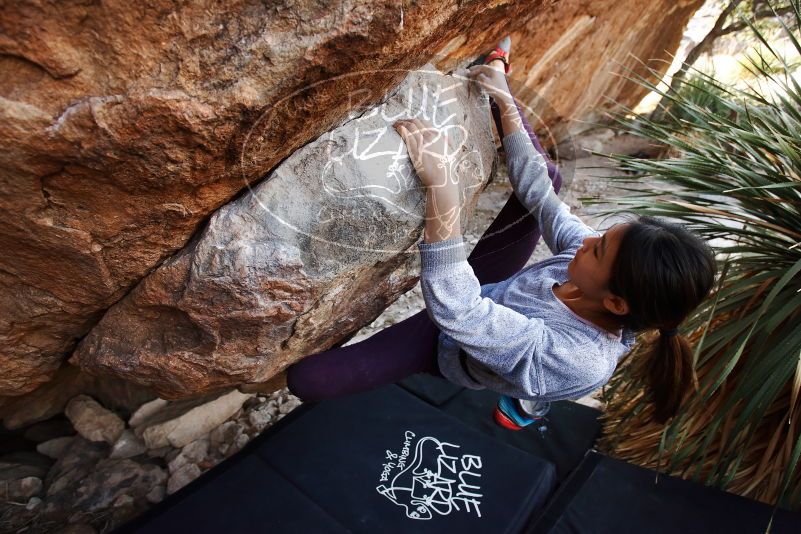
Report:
481,36,512,74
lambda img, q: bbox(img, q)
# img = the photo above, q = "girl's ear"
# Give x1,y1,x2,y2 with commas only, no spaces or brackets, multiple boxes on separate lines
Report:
603,294,629,316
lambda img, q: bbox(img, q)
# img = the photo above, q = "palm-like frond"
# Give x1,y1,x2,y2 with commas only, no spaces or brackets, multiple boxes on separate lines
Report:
593,0,801,511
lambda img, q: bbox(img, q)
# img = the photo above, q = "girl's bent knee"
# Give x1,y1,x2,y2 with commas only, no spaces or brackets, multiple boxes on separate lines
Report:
286,363,324,403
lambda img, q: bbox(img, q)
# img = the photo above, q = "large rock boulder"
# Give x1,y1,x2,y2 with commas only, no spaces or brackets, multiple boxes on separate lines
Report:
71,65,495,397
0,0,702,399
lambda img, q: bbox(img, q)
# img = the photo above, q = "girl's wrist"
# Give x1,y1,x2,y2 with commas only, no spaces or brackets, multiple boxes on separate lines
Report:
423,227,461,243
423,185,461,243
495,93,516,110
426,183,459,205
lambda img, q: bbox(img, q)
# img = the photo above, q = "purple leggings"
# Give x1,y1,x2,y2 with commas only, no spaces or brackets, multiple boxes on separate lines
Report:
286,95,563,402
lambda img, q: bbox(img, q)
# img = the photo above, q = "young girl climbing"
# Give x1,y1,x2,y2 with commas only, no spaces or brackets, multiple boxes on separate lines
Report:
285,37,717,428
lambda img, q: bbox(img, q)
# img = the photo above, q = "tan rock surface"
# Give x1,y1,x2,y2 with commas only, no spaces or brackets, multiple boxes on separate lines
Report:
63,394,125,444
0,364,156,429
0,0,701,398
71,63,495,397
139,389,253,449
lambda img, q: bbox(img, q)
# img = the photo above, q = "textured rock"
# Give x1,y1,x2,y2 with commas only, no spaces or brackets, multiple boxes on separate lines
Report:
109,429,148,459
3,476,43,501
167,463,202,495
0,451,52,481
167,438,209,474
146,484,166,505
139,389,253,449
0,364,156,430
36,436,76,460
460,0,706,140
44,437,110,495
131,391,223,437
43,456,166,521
279,396,302,415
248,404,275,433
26,496,42,511
209,420,243,456
1,0,702,398
72,64,495,397
128,398,169,428
64,395,125,444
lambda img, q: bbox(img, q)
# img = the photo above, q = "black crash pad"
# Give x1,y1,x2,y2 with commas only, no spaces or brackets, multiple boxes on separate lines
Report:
529,450,801,534
398,373,603,482
125,453,350,533
117,384,557,533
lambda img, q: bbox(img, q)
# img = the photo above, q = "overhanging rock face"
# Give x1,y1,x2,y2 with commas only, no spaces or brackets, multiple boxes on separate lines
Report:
0,0,702,401
71,66,496,398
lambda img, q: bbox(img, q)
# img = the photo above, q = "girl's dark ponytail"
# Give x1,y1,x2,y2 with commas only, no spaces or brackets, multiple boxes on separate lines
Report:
609,215,716,424
640,329,697,424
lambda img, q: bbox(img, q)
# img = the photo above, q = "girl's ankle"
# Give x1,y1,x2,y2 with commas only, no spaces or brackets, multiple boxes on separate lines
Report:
488,58,506,72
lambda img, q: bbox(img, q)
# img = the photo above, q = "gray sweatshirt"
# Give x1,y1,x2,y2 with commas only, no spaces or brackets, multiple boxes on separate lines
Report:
417,130,637,403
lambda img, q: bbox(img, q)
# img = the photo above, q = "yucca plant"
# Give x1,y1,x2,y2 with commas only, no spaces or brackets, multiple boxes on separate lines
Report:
588,0,801,514
659,70,733,127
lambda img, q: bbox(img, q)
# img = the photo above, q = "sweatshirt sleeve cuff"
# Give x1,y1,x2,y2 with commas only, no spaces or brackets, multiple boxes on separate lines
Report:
502,130,542,161
417,235,468,275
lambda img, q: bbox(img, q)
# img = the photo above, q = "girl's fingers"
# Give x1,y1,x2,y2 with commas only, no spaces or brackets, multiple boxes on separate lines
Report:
399,119,423,141
398,125,416,151
397,124,423,168
396,121,420,145
395,119,413,131
396,119,441,158
408,121,425,143
410,118,427,130
411,118,437,142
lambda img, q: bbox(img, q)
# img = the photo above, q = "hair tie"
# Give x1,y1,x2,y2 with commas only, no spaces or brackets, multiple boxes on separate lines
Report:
660,327,679,337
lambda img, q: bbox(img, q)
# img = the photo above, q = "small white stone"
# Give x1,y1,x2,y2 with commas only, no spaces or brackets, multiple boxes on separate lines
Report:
36,436,75,460
146,484,166,504
110,429,148,459
113,494,135,508
248,406,274,431
279,398,301,415
129,398,170,428
145,390,253,449
167,464,202,494
64,394,125,444
181,437,210,462
168,437,209,473
209,420,240,451
230,433,250,454
7,477,42,500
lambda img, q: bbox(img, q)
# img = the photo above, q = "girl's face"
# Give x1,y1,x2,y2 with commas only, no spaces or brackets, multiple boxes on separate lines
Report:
567,223,631,315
